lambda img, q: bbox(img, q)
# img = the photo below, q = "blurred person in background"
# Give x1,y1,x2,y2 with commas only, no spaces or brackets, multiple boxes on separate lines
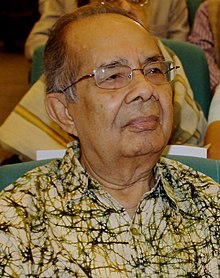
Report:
188,0,220,92
205,84,220,159
25,0,190,61
188,0,220,159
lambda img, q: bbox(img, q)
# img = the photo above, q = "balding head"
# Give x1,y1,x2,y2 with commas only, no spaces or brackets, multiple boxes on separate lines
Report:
44,5,150,101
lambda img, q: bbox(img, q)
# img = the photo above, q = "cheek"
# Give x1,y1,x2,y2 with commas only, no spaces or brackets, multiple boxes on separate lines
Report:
159,88,173,122
162,87,173,108
90,87,124,114
78,88,123,130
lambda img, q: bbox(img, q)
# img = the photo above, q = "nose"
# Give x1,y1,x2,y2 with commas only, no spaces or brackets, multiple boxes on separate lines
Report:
124,72,159,104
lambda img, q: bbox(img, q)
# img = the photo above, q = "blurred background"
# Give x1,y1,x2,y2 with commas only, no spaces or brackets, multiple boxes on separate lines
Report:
0,0,39,163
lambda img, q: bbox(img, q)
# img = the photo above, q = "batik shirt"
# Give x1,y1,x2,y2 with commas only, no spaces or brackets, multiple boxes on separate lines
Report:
0,141,219,277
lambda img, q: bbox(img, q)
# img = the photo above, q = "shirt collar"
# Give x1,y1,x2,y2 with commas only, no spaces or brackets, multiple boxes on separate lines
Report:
57,141,102,198
58,141,180,209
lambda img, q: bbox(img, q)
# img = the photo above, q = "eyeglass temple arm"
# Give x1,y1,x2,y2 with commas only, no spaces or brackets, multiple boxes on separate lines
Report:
63,74,94,92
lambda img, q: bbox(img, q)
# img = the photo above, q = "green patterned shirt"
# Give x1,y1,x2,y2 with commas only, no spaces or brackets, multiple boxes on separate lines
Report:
0,142,219,277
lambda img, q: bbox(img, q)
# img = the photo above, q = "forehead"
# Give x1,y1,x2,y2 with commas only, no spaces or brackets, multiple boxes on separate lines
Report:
66,13,160,67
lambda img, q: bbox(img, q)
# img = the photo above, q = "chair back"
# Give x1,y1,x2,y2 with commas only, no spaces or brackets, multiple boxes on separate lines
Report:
0,159,52,191
186,0,202,28
1,156,220,190
30,44,45,85
162,39,212,118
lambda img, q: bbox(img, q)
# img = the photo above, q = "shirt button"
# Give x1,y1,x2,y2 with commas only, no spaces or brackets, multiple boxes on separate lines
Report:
130,227,141,236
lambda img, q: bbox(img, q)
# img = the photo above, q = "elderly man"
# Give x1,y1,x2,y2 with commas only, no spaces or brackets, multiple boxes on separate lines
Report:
0,0,205,161
0,5,219,277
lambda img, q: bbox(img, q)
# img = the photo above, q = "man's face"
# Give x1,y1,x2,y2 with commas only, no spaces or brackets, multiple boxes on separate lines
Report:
60,14,173,165
89,0,148,27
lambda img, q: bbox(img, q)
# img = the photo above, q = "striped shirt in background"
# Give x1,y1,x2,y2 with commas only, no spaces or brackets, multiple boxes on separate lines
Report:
188,1,220,91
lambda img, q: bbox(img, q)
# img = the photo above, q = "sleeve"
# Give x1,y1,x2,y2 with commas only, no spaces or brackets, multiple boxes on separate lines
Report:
167,0,189,41
188,1,220,91
0,184,35,276
208,83,220,124
148,0,189,41
0,168,55,276
0,76,72,160
24,0,77,61
205,84,220,159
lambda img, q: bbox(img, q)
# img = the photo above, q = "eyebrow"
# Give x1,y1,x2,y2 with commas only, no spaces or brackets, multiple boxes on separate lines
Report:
99,58,129,68
98,55,165,68
142,55,165,64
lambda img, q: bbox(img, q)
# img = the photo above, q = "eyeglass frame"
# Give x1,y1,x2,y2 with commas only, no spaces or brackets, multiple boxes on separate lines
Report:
63,60,180,92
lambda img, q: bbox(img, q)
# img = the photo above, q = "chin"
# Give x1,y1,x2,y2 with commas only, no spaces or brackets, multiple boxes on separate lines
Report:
120,129,169,157
123,141,166,157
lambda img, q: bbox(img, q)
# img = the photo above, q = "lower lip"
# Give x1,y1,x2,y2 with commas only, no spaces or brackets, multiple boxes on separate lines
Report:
125,117,159,132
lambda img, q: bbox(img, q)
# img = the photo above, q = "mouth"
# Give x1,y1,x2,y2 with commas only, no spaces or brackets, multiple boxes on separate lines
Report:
123,116,160,132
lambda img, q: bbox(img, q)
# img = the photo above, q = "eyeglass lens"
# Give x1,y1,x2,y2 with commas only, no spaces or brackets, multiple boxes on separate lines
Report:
95,61,177,89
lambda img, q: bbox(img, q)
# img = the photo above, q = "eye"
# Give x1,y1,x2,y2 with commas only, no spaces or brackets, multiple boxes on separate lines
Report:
105,73,125,81
145,66,163,76
96,66,130,89
98,67,127,84
100,72,126,89
143,62,168,84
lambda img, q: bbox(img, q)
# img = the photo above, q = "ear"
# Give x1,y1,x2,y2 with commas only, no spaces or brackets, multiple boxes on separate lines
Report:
45,93,78,137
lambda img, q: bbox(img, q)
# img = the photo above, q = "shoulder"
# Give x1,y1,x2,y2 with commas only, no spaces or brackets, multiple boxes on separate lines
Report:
157,156,220,227
159,156,217,180
0,159,61,206
42,0,75,14
197,1,208,14
158,156,220,197
193,1,209,23
0,159,65,241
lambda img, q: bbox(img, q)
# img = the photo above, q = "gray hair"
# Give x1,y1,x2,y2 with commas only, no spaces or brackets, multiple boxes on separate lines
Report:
44,5,137,101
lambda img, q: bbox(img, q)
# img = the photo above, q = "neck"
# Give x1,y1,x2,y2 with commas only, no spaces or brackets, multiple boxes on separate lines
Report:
102,173,155,217
81,155,155,217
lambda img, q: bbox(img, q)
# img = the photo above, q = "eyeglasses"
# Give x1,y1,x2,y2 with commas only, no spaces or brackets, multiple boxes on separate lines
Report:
63,61,179,91
100,0,149,7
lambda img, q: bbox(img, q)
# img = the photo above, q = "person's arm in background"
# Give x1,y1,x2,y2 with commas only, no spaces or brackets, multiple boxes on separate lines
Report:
188,1,220,92
24,0,77,61
205,84,220,159
149,0,189,41
167,0,190,41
